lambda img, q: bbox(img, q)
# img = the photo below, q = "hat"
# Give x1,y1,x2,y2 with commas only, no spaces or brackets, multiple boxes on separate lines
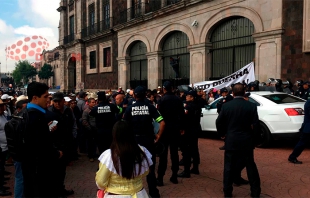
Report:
52,92,65,101
163,81,172,90
244,92,251,98
15,95,28,105
134,86,146,95
157,86,161,89
64,97,72,102
8,96,15,100
0,99,7,105
185,90,197,97
118,87,122,90
220,88,228,94
1,94,9,100
79,91,87,98
69,93,76,97
303,81,310,85
97,91,106,101
126,89,130,93
88,93,98,100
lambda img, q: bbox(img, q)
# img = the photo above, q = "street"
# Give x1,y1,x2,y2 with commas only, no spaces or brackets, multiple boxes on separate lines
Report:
4,135,310,198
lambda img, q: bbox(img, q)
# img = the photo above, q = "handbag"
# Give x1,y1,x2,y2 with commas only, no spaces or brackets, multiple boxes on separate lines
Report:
97,189,105,198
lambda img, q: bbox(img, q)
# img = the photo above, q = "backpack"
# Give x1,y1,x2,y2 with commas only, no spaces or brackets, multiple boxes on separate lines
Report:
4,108,30,162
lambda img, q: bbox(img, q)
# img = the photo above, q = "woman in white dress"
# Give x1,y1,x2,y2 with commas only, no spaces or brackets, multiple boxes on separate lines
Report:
96,120,153,198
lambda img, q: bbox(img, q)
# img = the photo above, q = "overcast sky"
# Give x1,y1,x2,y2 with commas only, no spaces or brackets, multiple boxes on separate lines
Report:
0,0,60,73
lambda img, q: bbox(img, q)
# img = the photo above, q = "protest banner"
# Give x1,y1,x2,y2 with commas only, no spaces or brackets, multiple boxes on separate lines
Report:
192,62,255,91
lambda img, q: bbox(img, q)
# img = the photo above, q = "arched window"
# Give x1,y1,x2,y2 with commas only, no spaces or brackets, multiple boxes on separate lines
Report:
129,41,147,88
162,31,190,86
210,17,255,79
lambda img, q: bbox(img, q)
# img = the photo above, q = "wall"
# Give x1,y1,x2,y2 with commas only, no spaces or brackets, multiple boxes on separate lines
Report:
281,0,310,82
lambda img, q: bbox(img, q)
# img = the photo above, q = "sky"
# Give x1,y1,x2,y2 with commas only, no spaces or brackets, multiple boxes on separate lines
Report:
0,0,60,73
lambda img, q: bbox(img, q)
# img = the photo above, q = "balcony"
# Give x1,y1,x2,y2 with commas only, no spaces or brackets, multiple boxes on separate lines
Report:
81,19,111,38
57,0,67,12
63,34,75,44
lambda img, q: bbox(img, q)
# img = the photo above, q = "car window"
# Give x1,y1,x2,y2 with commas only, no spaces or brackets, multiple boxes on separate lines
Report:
248,97,260,106
210,99,221,109
263,94,305,104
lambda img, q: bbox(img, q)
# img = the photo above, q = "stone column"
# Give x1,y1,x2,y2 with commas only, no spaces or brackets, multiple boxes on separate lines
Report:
127,0,132,21
188,44,208,84
59,48,67,92
161,0,166,7
75,42,84,89
146,51,163,90
252,29,284,82
117,56,131,89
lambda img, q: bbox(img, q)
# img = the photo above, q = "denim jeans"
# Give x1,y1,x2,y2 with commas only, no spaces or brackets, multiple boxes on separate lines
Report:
14,161,24,198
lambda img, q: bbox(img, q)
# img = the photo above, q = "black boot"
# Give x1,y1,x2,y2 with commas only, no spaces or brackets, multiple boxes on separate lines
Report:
190,164,200,175
177,171,190,178
156,176,164,187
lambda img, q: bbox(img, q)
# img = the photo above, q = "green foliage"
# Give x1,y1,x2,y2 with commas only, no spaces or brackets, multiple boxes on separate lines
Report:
38,63,54,80
12,60,38,85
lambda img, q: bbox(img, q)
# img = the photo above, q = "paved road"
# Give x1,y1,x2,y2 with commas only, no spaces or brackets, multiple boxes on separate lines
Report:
4,135,310,197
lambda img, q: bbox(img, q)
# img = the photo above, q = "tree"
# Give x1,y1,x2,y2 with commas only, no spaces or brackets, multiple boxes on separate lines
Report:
12,60,37,85
38,63,54,83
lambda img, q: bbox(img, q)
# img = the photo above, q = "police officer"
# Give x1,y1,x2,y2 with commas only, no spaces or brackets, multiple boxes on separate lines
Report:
217,88,234,114
157,81,185,186
89,91,121,154
124,86,165,198
301,81,310,100
178,90,201,178
294,80,304,97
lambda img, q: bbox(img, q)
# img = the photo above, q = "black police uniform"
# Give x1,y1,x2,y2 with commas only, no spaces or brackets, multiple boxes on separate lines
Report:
123,96,163,197
157,86,185,183
180,98,201,176
217,94,234,114
302,88,310,100
89,101,120,153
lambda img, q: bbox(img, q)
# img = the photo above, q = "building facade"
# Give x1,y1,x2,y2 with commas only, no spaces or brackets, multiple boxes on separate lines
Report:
116,0,310,90
43,0,310,92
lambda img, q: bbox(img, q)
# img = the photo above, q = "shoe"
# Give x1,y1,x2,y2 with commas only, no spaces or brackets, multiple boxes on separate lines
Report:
0,189,12,196
190,168,200,175
224,193,232,198
156,178,164,187
149,191,160,198
62,189,74,196
234,177,249,186
179,159,184,166
170,176,178,184
1,186,10,190
219,145,225,150
4,171,11,176
288,158,302,164
177,171,190,178
89,158,94,162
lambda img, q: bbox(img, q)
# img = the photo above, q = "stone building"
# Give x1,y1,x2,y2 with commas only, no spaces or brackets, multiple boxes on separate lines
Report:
116,0,310,89
43,0,310,92
42,0,125,92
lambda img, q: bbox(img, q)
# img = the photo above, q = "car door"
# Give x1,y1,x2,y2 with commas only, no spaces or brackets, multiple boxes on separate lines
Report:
201,98,221,132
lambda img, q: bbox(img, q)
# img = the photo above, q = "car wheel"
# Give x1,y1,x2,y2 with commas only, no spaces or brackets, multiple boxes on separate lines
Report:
257,122,272,148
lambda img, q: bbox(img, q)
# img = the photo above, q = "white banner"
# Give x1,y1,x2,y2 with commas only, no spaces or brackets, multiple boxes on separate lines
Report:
192,62,255,91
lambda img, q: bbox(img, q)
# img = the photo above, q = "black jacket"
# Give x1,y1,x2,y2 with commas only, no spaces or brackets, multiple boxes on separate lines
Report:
157,92,184,130
216,97,259,150
48,105,75,161
217,94,234,114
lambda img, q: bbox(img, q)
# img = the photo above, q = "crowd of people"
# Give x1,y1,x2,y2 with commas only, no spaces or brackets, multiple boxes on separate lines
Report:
0,78,309,197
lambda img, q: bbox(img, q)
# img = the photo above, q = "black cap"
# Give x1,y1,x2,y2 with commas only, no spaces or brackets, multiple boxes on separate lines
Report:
220,88,228,94
134,86,146,95
163,81,172,90
185,90,197,97
97,91,106,101
244,92,251,98
52,92,64,101
303,81,310,85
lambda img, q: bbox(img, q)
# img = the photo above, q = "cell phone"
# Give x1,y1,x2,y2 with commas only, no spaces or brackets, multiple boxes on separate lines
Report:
49,120,58,130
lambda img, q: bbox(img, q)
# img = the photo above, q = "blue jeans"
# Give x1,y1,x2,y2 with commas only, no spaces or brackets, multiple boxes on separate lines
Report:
14,161,24,198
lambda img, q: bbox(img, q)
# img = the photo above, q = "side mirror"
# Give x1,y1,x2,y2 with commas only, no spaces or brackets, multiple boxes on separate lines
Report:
205,105,211,110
